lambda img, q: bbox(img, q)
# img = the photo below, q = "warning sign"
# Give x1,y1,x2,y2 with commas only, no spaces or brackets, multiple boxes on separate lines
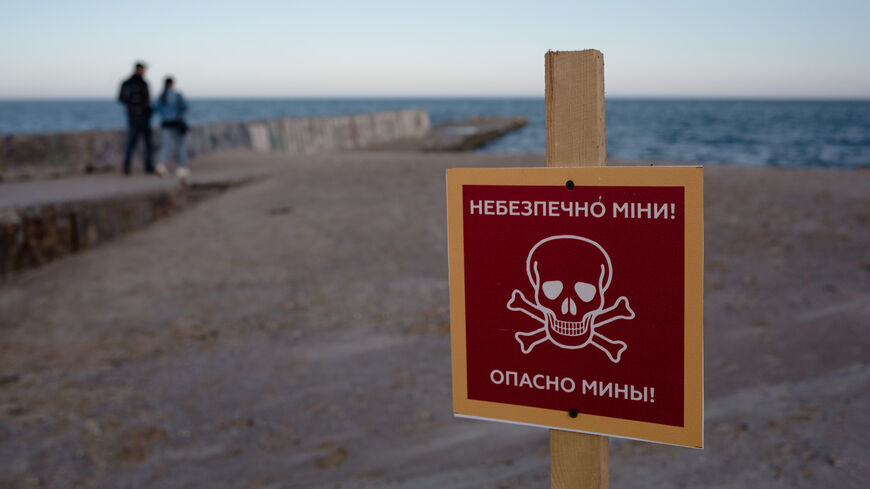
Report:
447,166,703,448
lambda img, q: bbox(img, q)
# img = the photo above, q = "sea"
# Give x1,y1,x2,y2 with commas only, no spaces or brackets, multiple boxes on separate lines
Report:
1,98,868,169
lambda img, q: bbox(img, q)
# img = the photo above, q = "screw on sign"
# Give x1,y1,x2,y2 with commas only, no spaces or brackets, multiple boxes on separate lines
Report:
508,235,635,361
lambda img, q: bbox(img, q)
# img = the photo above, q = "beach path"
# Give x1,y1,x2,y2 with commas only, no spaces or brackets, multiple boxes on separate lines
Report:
1,151,868,488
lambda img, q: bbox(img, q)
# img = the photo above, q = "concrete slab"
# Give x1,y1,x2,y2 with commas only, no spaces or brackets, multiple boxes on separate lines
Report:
0,151,283,276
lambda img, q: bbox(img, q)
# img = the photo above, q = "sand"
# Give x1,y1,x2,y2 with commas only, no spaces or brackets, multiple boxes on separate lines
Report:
0,150,868,488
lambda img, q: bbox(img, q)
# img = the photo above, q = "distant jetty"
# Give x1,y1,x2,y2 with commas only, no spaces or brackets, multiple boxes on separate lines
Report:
370,116,527,152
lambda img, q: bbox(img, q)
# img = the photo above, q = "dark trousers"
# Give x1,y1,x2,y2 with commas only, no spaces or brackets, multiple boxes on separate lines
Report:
124,116,154,172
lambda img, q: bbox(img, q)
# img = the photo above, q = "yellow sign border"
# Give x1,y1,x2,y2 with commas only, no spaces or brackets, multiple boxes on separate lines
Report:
447,166,704,448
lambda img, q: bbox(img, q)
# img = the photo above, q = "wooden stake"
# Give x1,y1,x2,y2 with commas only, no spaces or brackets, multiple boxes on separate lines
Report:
545,49,609,489
551,430,608,489
545,50,606,166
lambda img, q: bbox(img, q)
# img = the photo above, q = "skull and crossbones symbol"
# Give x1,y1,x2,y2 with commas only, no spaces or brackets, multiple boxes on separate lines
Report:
506,235,635,362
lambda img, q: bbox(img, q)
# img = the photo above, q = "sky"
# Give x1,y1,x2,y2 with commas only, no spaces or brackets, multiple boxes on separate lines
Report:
2,0,869,99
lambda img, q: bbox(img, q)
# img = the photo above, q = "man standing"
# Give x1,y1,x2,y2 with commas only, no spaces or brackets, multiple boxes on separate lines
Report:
118,61,154,175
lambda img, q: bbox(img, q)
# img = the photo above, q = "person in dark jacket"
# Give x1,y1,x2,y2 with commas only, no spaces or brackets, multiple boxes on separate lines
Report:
118,61,154,175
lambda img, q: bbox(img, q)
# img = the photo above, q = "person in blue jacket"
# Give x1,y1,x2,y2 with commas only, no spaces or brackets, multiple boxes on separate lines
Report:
153,76,190,180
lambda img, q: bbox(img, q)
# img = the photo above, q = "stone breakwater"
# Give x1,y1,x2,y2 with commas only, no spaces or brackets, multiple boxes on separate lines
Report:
0,109,430,180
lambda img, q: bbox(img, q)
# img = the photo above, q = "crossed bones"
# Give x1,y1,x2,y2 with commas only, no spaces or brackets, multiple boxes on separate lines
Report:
507,290,635,362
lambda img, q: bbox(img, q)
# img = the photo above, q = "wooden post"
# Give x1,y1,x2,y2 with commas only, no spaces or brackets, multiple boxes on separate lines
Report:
546,50,606,166
545,49,609,489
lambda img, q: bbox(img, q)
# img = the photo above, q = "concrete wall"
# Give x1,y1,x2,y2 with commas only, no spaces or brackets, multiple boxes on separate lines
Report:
0,178,251,278
0,189,186,276
0,109,430,180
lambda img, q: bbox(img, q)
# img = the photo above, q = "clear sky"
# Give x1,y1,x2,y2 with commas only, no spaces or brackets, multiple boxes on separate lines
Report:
2,0,868,99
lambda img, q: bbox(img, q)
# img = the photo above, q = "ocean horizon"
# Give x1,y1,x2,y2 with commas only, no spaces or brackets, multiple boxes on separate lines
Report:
2,97,869,169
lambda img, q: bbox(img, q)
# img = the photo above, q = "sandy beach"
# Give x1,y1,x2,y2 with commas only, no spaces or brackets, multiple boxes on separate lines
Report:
1,150,868,488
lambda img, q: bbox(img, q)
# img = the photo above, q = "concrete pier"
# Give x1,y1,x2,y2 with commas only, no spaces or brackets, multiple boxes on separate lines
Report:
0,111,534,277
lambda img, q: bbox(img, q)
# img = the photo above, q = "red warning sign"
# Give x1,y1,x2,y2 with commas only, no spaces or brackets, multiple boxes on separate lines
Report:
447,167,703,447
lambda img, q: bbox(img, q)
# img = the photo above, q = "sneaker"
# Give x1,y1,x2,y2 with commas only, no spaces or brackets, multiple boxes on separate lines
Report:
155,162,168,177
176,167,191,181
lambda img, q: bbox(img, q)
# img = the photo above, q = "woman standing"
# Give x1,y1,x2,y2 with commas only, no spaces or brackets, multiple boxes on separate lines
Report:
153,76,190,180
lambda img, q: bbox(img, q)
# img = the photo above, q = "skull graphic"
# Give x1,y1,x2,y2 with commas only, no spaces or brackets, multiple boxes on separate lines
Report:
529,236,611,348
507,235,635,362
